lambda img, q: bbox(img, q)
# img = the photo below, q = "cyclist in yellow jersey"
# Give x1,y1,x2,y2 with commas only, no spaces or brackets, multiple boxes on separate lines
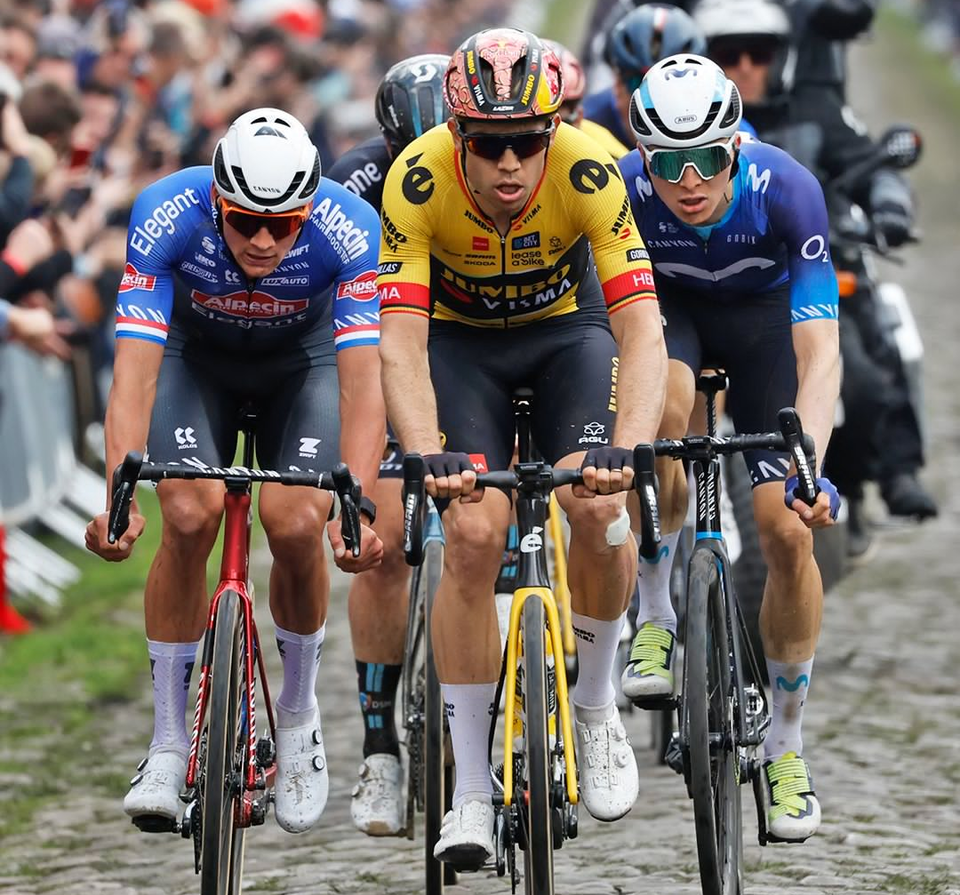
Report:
546,39,631,159
378,29,667,869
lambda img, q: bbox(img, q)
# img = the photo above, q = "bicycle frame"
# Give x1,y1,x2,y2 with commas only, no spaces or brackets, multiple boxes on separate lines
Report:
181,430,276,828
546,493,576,659
500,474,578,808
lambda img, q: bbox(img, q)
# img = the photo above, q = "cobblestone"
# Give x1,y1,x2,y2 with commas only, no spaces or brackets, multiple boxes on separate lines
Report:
2,25,960,895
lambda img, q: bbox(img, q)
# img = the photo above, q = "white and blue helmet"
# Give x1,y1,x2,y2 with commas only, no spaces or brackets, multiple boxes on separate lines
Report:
629,54,742,148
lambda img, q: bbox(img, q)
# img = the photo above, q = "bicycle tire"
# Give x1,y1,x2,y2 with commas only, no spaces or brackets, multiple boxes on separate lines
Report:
420,539,448,895
684,550,741,895
521,597,554,895
200,589,246,895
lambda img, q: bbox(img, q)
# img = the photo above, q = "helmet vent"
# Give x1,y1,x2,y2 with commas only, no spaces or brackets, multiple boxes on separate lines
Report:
254,125,286,138
250,116,268,124
273,116,291,127
213,144,231,191
297,152,321,200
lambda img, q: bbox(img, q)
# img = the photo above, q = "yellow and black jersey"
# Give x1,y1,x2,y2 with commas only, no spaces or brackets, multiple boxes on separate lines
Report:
377,122,657,328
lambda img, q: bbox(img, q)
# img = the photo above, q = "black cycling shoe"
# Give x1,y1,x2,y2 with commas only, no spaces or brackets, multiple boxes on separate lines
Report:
880,473,938,520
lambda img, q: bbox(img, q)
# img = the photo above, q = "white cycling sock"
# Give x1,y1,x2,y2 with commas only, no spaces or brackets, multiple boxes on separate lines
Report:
571,611,624,709
442,681,497,807
275,623,325,725
147,639,200,757
637,529,680,633
764,656,814,760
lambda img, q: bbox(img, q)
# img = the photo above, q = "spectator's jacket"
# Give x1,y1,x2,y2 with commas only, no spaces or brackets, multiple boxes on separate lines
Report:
619,140,839,323
115,166,380,353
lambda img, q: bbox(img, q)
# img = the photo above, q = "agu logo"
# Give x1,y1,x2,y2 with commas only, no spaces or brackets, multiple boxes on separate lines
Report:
119,263,156,293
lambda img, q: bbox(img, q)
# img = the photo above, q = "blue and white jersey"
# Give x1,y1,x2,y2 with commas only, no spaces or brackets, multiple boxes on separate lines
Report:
115,166,381,352
619,141,838,324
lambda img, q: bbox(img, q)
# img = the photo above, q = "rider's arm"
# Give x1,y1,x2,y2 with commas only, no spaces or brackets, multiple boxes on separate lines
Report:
104,338,165,509
376,149,441,455
336,344,386,500
769,150,841,464
573,159,667,446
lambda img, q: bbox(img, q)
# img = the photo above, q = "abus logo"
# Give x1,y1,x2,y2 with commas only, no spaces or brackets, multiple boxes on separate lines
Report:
675,114,697,124
336,271,378,301
119,263,156,293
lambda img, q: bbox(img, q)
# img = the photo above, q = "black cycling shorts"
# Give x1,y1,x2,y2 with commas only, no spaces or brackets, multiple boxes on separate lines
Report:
427,310,619,478
147,324,341,472
659,282,796,486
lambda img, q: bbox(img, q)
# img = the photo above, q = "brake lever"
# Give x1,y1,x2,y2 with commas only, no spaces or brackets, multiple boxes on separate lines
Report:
108,451,144,544
777,408,819,507
332,463,362,558
402,453,426,567
633,443,662,560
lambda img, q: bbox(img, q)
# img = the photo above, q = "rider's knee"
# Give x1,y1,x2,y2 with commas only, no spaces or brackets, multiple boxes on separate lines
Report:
159,485,223,549
443,507,504,580
566,496,631,552
758,514,813,574
260,492,328,559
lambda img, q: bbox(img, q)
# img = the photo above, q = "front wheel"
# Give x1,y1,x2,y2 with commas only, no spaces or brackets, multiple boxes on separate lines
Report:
199,589,246,895
520,598,554,895
683,550,741,895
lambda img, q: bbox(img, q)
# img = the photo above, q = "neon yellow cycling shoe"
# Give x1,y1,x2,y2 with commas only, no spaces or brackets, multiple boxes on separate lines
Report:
764,752,821,842
620,622,676,705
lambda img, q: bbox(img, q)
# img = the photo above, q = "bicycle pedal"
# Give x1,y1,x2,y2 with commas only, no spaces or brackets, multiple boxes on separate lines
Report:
629,694,677,711
131,814,179,834
664,734,684,776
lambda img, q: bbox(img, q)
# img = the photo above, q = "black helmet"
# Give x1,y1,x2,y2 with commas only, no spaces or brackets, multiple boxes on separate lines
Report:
375,54,451,156
605,5,706,89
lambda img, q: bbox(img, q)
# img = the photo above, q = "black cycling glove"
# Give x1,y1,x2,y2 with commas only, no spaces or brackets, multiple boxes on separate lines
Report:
580,446,633,473
423,451,475,479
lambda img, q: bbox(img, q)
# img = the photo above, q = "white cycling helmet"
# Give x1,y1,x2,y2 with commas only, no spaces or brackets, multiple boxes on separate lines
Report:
629,54,742,148
692,0,791,43
212,107,321,214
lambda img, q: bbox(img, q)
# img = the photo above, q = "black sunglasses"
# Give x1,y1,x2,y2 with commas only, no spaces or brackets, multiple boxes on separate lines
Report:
457,126,553,161
710,43,776,68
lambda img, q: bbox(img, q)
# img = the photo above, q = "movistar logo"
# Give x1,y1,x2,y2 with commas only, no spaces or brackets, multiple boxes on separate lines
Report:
776,675,809,692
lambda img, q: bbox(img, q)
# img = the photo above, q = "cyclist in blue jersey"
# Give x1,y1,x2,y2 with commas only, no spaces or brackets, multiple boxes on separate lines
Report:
617,55,839,842
84,108,385,835
326,55,450,837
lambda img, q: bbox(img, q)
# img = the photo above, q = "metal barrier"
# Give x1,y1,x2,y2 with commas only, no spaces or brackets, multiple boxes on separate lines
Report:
0,344,105,632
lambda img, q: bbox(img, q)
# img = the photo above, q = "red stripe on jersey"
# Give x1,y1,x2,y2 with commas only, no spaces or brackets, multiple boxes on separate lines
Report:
602,269,657,310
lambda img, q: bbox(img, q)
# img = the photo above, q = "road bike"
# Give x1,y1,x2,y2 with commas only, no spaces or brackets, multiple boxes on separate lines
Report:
402,388,659,895
650,374,819,895
108,410,361,895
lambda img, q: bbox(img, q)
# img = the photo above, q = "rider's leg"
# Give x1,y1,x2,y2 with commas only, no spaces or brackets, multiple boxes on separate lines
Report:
124,478,223,820
431,491,510,867
258,484,334,834
622,361,695,703
348,474,410,836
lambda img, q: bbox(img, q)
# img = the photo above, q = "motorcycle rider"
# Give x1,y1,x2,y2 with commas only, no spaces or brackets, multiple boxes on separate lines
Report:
694,0,937,558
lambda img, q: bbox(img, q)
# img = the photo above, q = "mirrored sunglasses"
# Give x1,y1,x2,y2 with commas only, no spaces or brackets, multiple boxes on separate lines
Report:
641,141,736,183
219,198,310,240
457,126,553,161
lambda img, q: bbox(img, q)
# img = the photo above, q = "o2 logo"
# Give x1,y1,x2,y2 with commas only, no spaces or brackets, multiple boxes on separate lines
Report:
801,234,830,263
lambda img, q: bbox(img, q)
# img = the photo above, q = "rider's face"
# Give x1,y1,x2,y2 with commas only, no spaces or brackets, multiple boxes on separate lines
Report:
646,157,732,226
712,44,773,105
222,215,305,279
450,117,556,223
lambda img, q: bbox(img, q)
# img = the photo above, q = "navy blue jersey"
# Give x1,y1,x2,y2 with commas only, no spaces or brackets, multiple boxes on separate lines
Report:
618,140,838,323
115,166,380,353
325,136,392,211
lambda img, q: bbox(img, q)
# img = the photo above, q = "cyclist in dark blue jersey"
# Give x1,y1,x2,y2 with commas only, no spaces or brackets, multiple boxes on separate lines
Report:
84,108,385,836
326,54,449,838
617,55,839,843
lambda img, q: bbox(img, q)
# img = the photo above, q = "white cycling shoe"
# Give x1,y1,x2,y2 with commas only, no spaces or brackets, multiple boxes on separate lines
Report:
274,704,328,833
574,702,639,822
433,799,495,871
123,748,187,821
351,753,404,836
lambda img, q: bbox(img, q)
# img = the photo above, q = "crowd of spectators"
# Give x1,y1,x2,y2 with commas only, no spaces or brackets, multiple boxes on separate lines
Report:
0,0,517,426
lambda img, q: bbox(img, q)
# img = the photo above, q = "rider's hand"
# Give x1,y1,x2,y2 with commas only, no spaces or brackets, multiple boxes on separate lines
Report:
577,446,635,497
327,518,383,573
872,201,913,248
423,452,480,502
84,510,146,561
784,475,839,529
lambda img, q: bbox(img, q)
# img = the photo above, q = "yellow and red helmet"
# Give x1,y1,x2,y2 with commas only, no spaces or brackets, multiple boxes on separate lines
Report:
544,40,586,104
444,28,564,120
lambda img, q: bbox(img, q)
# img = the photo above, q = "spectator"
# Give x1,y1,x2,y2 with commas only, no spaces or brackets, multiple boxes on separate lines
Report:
19,79,82,160
0,14,36,82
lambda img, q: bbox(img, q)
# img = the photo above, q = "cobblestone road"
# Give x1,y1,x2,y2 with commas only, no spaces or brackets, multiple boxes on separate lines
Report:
2,24,959,895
